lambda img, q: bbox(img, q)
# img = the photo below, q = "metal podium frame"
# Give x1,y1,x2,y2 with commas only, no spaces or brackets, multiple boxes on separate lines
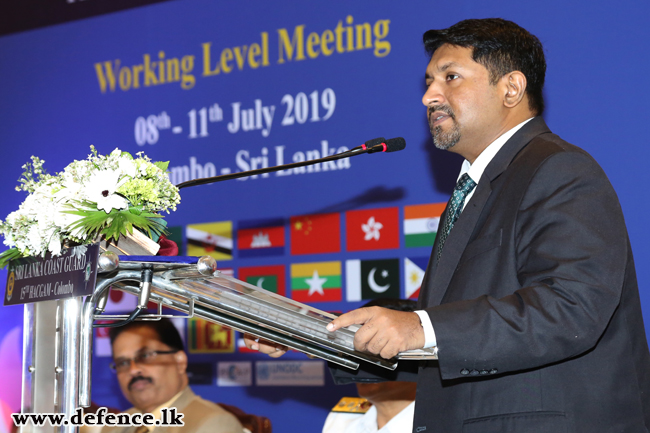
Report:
20,253,437,433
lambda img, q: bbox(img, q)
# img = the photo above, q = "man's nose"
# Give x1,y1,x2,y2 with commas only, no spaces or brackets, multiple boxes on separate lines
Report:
422,82,445,107
127,358,143,375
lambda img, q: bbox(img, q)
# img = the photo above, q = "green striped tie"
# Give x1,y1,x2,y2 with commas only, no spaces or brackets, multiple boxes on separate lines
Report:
436,173,476,259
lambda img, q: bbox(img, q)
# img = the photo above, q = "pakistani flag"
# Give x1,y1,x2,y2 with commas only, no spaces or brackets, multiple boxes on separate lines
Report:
346,259,400,301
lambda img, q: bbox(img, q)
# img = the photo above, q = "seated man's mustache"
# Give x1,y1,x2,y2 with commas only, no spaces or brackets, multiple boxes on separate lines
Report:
128,375,153,390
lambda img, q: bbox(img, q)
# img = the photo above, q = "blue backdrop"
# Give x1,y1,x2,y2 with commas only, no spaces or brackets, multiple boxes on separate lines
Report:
1,1,649,432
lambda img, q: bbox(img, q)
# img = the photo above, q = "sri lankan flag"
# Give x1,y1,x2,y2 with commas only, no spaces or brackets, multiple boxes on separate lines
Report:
290,261,341,302
188,317,235,353
403,203,446,247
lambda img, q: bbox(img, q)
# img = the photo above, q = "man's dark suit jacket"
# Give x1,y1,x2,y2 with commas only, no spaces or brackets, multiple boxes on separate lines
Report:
411,117,650,432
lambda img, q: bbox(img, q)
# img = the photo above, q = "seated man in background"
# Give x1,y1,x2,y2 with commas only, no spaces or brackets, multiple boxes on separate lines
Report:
102,318,245,433
322,299,417,433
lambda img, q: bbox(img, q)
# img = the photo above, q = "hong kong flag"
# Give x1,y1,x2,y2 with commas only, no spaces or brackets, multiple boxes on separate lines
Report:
346,207,399,251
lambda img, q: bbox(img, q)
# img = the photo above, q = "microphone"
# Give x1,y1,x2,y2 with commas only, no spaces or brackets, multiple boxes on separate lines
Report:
367,137,406,154
176,137,406,189
343,137,406,154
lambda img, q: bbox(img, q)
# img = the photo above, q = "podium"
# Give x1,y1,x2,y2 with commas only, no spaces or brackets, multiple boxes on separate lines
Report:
16,252,436,433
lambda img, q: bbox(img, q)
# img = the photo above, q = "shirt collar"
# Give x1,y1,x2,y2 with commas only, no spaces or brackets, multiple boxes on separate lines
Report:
459,117,534,183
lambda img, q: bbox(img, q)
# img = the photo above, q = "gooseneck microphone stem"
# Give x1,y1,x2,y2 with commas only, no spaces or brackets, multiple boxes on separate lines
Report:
177,146,370,189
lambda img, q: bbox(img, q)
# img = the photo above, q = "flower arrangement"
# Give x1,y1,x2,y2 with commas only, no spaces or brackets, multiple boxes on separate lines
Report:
0,146,180,268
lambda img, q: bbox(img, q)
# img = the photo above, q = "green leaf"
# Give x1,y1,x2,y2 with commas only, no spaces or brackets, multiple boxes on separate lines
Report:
0,248,25,269
154,161,169,172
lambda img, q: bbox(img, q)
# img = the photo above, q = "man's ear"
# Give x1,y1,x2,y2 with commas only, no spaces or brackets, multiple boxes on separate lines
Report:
175,350,188,374
501,71,527,108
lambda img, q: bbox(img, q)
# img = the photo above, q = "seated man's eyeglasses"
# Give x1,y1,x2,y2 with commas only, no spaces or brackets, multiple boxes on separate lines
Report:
109,349,179,373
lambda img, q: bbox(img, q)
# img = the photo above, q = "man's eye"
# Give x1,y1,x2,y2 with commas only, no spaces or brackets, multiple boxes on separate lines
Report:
446,74,459,81
116,360,130,369
139,352,154,361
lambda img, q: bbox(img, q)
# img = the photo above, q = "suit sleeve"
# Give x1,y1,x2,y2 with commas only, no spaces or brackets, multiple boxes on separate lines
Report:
426,149,628,380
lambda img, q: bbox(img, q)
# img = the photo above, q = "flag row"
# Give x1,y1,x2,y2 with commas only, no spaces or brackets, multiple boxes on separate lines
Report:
178,203,446,259
102,257,429,313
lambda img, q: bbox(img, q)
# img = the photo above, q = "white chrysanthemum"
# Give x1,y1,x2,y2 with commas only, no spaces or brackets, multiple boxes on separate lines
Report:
83,169,128,213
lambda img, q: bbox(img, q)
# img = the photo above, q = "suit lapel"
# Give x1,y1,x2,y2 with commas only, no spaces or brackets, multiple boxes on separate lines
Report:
420,117,552,307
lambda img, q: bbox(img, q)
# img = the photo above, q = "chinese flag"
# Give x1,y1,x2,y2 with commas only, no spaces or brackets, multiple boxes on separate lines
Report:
290,213,341,255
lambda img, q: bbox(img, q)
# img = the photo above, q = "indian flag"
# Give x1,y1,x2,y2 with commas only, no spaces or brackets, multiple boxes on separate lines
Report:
403,203,446,247
290,261,342,303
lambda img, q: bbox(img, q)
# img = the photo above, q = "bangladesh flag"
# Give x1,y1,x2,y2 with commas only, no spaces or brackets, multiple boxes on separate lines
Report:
291,261,342,302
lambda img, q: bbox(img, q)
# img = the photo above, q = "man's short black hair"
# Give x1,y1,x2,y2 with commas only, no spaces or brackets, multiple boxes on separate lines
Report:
108,318,185,352
362,298,417,312
423,18,546,115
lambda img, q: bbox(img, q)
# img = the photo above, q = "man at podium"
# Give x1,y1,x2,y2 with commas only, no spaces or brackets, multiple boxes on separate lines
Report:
248,17,650,433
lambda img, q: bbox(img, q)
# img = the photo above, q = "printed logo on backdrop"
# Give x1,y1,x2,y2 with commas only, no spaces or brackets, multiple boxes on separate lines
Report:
404,257,428,300
290,213,340,255
237,218,285,257
346,259,400,301
256,361,324,386
186,221,233,260
291,262,341,302
404,203,446,247
238,265,286,296
218,361,253,387
188,318,234,354
346,207,399,251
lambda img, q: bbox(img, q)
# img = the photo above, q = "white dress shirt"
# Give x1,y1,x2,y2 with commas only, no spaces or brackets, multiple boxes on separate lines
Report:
322,402,415,433
415,118,534,349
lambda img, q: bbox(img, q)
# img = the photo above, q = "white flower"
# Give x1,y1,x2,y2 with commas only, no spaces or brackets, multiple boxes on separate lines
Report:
118,158,137,178
48,230,62,256
84,169,128,213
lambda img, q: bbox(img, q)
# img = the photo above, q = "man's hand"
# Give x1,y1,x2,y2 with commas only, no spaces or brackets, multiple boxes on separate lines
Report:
326,307,425,359
242,334,288,358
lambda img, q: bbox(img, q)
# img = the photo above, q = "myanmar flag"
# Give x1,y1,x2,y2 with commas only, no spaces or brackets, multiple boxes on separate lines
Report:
403,203,446,247
291,261,342,302
290,213,340,255
238,265,286,296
